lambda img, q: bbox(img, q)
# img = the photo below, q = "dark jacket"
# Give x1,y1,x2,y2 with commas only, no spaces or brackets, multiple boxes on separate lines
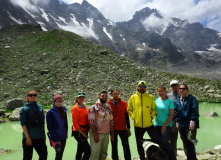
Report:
174,94,199,129
20,102,45,139
46,105,68,142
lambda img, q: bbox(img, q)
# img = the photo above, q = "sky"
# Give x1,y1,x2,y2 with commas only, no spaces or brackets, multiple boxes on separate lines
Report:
58,0,221,32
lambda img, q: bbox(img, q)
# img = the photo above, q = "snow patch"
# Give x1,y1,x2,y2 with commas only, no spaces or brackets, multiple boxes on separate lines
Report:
103,27,113,40
70,14,80,26
218,32,221,38
58,16,68,24
37,21,47,31
119,34,125,41
39,8,49,22
8,11,23,25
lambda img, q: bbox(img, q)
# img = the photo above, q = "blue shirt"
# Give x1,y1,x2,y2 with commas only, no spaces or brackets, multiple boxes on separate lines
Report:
154,98,174,127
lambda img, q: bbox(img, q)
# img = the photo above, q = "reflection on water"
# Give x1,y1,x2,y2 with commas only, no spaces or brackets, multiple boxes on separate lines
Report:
0,103,221,159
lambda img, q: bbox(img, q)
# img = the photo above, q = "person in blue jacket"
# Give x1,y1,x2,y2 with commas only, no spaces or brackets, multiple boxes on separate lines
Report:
20,90,47,160
174,84,199,160
46,94,68,160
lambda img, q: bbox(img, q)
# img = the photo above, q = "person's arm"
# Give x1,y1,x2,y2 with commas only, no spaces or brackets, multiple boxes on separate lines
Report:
127,96,134,120
189,96,199,131
77,128,88,139
150,97,156,120
88,106,99,143
174,100,180,130
22,125,32,146
161,109,174,134
46,111,60,142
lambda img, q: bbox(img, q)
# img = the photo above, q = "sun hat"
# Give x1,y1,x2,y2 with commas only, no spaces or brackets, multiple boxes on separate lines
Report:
170,80,179,86
187,130,198,145
138,81,147,86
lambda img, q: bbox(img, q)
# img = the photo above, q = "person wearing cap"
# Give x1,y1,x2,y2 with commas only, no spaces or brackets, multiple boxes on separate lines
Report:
46,94,68,160
127,81,162,160
167,80,187,156
107,89,131,160
71,92,91,160
174,84,199,160
88,91,114,160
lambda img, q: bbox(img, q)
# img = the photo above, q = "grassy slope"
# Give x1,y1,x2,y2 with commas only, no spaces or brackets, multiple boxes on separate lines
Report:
0,26,220,106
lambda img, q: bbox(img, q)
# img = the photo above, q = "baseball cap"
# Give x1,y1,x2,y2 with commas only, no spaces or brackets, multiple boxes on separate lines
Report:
170,80,179,86
138,81,147,86
53,94,62,102
77,92,86,97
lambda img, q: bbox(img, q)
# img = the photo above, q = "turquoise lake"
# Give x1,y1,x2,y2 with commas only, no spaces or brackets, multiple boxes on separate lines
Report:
0,103,221,159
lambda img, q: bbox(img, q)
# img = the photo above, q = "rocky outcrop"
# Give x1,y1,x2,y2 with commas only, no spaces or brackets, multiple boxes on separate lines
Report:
0,120,6,124
203,112,219,117
6,98,23,110
9,107,22,121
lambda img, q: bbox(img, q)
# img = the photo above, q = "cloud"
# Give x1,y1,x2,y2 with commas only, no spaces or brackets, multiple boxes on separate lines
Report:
10,0,50,12
60,0,221,32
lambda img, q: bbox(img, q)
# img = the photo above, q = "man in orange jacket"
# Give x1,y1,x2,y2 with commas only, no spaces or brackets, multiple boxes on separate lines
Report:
108,89,131,160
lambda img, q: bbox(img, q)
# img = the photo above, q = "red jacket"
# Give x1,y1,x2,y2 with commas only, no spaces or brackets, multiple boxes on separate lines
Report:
71,103,89,133
108,98,128,130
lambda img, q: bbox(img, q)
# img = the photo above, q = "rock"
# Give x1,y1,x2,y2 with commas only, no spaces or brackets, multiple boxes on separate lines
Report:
100,50,108,55
0,120,6,124
39,70,50,75
214,94,221,98
0,148,13,155
4,46,10,49
2,113,11,118
203,112,219,117
207,89,215,93
9,107,22,121
6,98,24,110
0,109,5,116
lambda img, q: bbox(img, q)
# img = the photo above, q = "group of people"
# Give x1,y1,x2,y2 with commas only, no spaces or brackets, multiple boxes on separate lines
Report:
19,80,199,160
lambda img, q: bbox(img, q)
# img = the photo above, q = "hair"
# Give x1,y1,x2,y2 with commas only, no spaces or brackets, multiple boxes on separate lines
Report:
111,89,120,95
26,90,37,102
146,145,168,160
180,83,189,90
157,85,167,91
99,91,108,96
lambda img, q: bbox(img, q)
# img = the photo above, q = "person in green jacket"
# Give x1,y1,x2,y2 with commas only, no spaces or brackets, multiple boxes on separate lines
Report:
127,81,163,160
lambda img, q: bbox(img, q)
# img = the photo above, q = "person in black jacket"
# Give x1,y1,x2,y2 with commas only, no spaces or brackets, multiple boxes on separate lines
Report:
46,94,68,160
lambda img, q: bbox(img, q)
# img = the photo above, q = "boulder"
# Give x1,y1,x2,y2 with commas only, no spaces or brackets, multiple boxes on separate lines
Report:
9,107,22,121
203,112,219,117
6,98,24,110
0,109,5,116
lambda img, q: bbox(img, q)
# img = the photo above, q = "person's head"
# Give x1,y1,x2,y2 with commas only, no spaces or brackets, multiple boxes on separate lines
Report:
53,94,62,107
111,89,120,101
99,91,108,104
157,85,167,98
76,92,86,105
137,81,147,93
179,84,189,96
26,90,37,103
170,80,179,92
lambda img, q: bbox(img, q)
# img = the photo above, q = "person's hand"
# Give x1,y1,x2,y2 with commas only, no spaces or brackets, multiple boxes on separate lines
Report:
57,141,61,145
94,134,99,143
176,125,180,131
83,133,88,139
161,125,166,134
111,134,114,142
127,128,131,137
189,126,194,131
26,137,32,146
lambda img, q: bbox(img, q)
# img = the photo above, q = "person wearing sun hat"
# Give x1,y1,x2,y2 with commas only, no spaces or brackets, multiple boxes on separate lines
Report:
71,92,91,160
127,81,162,160
46,94,68,160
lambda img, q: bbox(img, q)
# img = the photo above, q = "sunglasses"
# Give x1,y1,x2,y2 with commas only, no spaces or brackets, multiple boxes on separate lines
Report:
55,100,62,103
139,85,146,88
28,94,37,97
179,88,187,90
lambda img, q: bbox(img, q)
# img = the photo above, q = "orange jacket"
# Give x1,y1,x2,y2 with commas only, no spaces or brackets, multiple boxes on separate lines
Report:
71,103,89,133
108,98,128,130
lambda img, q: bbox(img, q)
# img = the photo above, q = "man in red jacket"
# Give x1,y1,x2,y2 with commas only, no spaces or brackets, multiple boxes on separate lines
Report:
108,89,131,160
